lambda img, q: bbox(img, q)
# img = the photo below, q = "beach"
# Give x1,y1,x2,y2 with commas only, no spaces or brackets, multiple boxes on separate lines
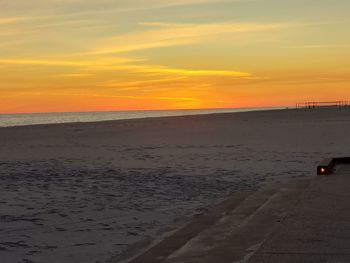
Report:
0,107,350,263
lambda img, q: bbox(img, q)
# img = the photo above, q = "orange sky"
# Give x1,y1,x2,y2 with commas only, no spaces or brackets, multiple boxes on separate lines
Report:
0,0,349,113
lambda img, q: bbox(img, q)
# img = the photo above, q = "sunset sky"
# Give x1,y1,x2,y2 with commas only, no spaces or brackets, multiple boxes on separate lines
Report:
1,0,349,113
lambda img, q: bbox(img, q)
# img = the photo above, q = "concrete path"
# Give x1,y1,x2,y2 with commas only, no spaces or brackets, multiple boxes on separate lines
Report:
124,164,350,263
164,180,309,263
249,164,350,263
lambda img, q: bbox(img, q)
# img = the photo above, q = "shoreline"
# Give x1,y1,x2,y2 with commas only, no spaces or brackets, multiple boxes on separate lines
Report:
0,107,284,129
0,106,284,116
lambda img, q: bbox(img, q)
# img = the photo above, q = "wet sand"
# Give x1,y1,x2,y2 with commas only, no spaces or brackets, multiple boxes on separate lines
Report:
0,107,349,263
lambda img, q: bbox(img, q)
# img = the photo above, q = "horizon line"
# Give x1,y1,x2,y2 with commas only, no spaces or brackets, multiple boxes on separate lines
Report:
0,105,287,116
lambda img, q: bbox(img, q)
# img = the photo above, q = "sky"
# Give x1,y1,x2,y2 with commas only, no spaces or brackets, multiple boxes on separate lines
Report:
0,0,349,113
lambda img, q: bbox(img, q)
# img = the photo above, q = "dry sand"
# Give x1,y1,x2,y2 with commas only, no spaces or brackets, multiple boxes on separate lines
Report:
0,107,349,263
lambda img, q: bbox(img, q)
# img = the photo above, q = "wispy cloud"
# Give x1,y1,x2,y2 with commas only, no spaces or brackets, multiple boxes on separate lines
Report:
44,92,204,102
67,93,225,103
108,95,201,102
290,44,349,49
0,57,141,67
137,66,252,77
88,63,252,78
0,0,234,26
100,77,188,88
88,22,288,55
0,17,28,25
0,58,253,78
57,73,94,78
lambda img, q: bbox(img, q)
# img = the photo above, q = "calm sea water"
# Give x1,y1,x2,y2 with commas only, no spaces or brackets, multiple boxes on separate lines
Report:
0,107,282,127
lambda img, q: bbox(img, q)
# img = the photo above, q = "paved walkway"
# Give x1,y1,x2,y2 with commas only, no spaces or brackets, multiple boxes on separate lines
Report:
124,164,350,263
250,164,350,262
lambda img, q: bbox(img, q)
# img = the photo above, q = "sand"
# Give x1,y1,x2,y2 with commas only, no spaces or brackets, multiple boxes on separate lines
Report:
0,107,349,263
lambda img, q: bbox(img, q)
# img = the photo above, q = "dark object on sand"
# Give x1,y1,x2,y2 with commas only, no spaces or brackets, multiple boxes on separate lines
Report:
317,157,350,175
317,158,335,175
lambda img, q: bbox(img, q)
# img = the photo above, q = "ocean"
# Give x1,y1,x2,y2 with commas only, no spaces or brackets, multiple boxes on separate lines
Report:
0,107,282,127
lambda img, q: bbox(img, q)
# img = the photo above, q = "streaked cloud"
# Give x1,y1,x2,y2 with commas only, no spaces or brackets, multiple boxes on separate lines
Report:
0,58,253,78
58,92,226,103
0,17,28,25
290,44,349,49
0,57,142,67
57,73,94,78
89,22,288,54
0,0,234,26
137,66,252,77
100,77,188,88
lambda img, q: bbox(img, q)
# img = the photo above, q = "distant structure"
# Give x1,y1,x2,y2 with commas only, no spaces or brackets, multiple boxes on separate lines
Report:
296,101,348,110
